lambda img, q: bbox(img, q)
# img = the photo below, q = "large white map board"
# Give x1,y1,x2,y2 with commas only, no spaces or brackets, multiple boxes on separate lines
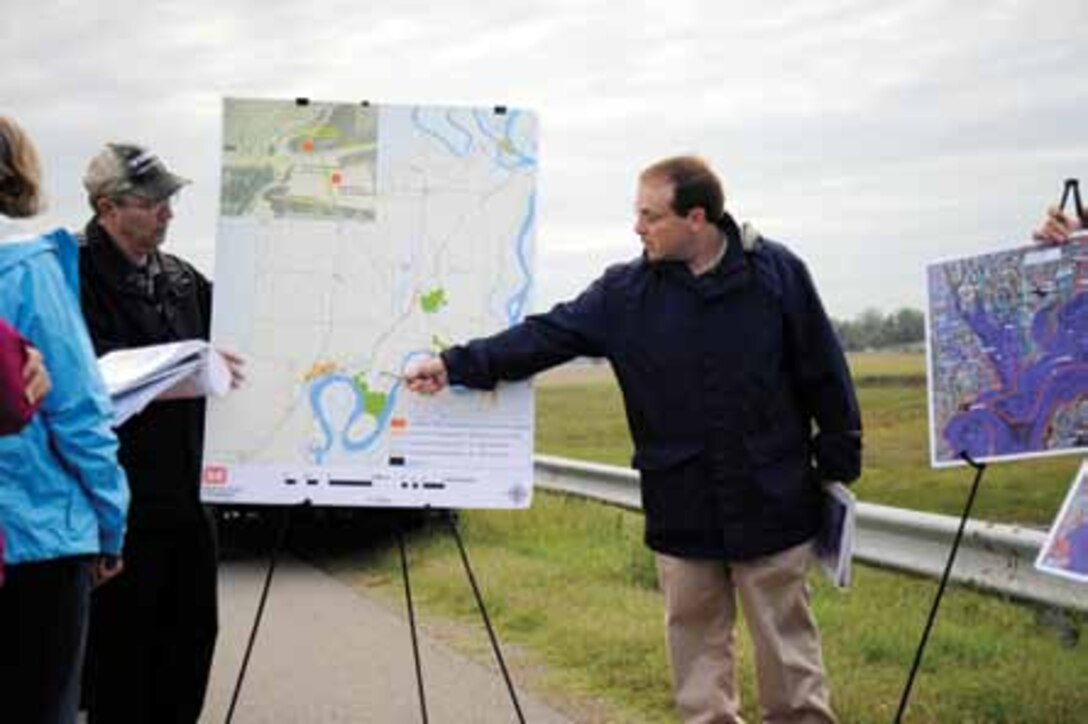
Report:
926,236,1088,467
201,98,537,508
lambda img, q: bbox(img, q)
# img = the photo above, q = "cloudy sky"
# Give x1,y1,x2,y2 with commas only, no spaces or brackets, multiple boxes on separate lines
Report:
5,0,1088,318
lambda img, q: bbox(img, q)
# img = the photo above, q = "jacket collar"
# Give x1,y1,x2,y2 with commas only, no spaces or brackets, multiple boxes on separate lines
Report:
644,212,752,299
82,219,165,300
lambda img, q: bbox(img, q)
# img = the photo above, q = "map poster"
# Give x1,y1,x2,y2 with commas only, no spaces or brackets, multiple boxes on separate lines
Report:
201,97,537,509
1036,461,1088,584
926,235,1088,467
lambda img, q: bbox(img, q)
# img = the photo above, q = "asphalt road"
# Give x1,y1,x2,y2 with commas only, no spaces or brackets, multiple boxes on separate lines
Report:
201,555,574,723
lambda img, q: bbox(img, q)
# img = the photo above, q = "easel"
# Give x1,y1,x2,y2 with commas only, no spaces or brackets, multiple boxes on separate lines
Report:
224,501,303,724
1059,177,1084,221
892,452,987,723
224,502,526,724
399,511,527,724
896,178,1083,721
221,96,528,722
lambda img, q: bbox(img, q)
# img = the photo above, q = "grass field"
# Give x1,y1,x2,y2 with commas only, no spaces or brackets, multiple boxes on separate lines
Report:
536,353,1083,525
314,351,1088,722
321,493,1087,723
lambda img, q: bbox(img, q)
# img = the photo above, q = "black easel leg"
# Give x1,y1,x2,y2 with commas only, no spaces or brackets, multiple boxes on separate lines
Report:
445,511,526,724
225,504,296,724
398,525,429,724
893,453,987,724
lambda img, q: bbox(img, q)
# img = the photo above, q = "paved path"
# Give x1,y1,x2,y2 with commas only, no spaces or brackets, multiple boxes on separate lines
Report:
201,556,574,723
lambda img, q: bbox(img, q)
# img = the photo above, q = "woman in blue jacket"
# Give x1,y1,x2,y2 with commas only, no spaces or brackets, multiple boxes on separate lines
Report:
0,115,129,724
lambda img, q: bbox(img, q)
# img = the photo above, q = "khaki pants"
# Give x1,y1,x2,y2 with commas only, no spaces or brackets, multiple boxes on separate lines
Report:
656,542,836,724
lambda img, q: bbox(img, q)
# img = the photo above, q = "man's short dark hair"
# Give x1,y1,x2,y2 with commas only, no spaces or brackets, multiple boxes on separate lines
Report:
641,156,724,221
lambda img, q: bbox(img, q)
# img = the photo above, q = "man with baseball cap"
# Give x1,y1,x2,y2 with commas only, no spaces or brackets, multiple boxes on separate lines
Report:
84,143,190,202
78,142,239,723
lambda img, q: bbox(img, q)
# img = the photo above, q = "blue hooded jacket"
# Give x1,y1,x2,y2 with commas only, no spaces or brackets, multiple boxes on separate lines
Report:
0,222,128,564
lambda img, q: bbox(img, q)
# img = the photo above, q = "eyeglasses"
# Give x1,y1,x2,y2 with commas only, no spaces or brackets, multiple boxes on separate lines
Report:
114,195,171,212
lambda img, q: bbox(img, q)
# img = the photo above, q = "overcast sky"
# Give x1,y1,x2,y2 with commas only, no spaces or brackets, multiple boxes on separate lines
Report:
5,0,1088,318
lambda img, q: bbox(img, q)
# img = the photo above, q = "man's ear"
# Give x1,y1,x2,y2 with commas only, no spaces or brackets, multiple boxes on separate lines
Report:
686,207,708,228
94,196,113,217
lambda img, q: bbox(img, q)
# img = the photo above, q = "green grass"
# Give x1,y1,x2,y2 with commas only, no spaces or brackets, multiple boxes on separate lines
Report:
312,351,1088,722
320,492,1088,724
849,351,926,378
534,374,631,468
535,353,1081,525
852,384,1080,524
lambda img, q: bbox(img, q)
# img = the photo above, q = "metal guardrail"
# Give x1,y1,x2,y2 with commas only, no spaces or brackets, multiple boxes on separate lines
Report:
533,454,1087,613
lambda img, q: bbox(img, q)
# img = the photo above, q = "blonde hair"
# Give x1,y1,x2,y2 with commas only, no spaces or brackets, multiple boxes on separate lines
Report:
0,116,45,218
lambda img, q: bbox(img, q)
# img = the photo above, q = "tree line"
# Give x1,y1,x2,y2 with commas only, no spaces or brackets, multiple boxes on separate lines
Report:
831,308,925,351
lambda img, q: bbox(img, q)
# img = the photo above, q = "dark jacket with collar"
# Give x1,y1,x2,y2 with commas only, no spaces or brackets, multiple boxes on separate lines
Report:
78,219,212,531
442,214,862,559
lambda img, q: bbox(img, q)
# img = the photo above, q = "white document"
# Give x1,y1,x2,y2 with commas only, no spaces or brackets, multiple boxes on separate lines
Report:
202,98,537,510
98,340,231,427
815,482,856,589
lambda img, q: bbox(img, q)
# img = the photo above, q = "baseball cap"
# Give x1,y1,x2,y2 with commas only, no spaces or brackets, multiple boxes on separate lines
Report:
83,143,190,202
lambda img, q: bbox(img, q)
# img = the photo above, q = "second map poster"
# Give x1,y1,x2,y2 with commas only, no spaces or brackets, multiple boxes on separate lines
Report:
926,238,1088,467
202,97,537,508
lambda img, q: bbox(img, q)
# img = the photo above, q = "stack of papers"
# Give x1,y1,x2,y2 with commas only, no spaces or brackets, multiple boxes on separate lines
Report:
815,482,857,589
97,340,231,427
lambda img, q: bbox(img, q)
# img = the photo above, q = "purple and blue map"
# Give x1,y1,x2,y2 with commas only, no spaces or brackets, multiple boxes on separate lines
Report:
1036,461,1088,584
926,238,1088,467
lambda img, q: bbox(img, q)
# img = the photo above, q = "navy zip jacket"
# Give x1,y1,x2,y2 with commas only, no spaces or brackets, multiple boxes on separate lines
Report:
443,215,862,559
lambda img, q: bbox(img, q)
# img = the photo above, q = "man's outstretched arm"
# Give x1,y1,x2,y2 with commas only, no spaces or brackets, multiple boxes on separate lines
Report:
405,268,617,394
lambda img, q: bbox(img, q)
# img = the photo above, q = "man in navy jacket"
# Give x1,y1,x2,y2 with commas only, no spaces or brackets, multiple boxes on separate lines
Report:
407,156,861,723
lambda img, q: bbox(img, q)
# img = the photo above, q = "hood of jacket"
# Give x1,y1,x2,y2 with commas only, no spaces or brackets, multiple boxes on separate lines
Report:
0,220,80,294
